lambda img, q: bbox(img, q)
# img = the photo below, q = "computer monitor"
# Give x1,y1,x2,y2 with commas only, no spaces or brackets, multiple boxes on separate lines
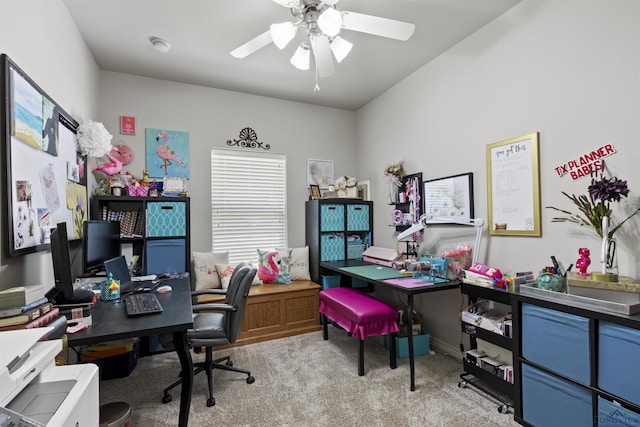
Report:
82,220,121,276
50,222,74,301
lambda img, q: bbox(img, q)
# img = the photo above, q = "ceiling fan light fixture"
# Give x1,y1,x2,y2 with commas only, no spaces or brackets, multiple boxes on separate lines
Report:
270,22,297,49
290,44,310,70
149,37,171,53
271,0,301,7
317,7,342,37
330,36,352,63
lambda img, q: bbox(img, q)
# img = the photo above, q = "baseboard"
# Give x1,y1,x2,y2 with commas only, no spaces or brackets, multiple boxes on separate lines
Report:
430,336,463,359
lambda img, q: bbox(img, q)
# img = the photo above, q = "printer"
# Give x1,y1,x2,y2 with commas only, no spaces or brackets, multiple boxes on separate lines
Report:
0,328,99,426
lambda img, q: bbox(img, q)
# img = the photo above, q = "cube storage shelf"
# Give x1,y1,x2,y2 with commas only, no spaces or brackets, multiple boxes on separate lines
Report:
305,199,373,284
90,196,190,275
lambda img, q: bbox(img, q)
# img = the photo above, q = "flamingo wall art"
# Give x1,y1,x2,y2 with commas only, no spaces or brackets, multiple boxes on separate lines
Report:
144,128,190,178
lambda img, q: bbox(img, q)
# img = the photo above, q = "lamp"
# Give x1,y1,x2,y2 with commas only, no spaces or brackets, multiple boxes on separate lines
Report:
397,215,485,265
290,44,311,70
270,21,297,49
317,7,342,37
330,36,352,63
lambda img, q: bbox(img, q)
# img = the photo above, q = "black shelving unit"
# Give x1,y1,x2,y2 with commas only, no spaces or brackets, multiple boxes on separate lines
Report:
458,282,514,414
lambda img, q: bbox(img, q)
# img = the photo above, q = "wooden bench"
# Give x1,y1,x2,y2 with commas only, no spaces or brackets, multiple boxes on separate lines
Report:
196,280,321,349
319,287,399,376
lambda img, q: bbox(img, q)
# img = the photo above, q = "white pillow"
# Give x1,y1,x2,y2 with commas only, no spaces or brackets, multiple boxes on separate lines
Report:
192,251,229,290
277,246,311,281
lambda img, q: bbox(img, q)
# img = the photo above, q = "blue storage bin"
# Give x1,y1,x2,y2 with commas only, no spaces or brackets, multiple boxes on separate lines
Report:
522,303,590,384
346,204,369,230
146,201,186,237
146,239,186,274
598,322,640,406
320,204,344,231
320,233,344,261
351,278,368,289
321,275,341,290
385,333,430,359
598,396,640,426
347,244,365,259
521,363,592,427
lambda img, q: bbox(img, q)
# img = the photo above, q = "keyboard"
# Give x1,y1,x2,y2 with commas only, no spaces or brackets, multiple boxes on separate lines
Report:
124,292,163,316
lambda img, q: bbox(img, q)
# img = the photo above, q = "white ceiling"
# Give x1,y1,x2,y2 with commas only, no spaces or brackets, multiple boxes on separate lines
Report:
62,0,521,111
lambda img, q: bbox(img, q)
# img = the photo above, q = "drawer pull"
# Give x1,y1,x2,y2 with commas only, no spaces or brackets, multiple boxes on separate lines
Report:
161,206,173,210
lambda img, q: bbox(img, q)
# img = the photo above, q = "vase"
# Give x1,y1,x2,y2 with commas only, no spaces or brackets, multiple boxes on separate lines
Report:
388,182,399,204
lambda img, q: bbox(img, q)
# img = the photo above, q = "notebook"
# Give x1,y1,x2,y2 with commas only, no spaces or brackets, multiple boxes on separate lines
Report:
104,256,152,292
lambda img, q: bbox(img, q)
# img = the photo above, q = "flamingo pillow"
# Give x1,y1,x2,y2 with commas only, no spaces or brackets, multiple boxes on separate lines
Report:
257,248,292,284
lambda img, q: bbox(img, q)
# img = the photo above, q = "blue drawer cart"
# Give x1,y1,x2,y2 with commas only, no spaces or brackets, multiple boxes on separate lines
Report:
305,199,373,284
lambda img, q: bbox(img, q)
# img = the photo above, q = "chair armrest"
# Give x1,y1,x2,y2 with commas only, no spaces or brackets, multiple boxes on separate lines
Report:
191,289,227,297
192,303,237,313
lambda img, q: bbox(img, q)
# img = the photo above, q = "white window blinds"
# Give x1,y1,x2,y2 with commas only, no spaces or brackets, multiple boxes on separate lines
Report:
211,149,287,264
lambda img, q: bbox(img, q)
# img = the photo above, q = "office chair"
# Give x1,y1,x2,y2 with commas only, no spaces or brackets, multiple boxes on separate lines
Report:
162,262,257,407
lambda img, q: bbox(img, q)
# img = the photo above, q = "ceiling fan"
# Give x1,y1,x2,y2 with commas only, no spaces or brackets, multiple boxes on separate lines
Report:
230,0,415,81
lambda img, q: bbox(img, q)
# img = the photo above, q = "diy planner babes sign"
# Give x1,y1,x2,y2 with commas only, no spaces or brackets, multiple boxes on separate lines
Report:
553,144,616,180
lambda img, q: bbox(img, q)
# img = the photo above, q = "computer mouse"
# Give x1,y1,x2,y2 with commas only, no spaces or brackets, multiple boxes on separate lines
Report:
157,285,172,294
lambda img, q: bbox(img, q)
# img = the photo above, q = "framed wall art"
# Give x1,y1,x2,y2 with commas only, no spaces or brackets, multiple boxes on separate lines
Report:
423,172,474,224
307,159,334,189
1,54,86,256
486,132,541,236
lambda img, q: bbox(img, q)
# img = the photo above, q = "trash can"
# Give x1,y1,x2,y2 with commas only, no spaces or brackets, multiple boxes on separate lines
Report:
99,401,131,427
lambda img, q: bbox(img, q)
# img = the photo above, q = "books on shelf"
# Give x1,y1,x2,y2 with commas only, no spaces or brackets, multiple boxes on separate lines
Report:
0,307,60,331
58,305,92,320
100,207,143,237
0,302,53,328
0,285,45,310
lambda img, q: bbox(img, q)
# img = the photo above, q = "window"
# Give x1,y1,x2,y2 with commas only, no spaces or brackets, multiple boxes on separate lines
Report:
211,149,287,264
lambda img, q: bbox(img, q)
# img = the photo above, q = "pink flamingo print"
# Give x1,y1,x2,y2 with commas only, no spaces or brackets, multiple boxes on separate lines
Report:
156,130,186,176
93,152,122,176
258,252,279,282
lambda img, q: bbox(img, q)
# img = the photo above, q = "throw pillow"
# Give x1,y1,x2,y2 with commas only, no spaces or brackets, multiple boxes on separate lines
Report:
277,246,311,281
257,248,292,284
192,251,229,290
215,264,235,290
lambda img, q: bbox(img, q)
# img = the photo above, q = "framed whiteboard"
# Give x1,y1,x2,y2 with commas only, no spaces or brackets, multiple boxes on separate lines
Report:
2,54,86,256
486,132,541,236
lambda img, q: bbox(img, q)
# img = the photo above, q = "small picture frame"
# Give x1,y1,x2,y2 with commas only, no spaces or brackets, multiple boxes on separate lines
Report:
309,184,322,200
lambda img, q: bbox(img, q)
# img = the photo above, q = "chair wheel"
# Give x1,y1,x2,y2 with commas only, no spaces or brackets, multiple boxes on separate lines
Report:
162,394,172,404
206,397,216,407
498,404,509,414
247,375,255,384
226,360,233,367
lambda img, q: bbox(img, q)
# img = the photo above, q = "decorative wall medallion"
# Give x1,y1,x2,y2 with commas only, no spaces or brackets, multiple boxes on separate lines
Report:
227,127,270,150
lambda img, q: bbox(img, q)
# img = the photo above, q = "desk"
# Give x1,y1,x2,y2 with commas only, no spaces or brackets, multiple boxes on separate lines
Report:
320,260,460,391
67,278,194,427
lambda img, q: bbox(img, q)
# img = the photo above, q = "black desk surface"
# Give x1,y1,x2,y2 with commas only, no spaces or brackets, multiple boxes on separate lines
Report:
320,260,461,294
67,278,193,347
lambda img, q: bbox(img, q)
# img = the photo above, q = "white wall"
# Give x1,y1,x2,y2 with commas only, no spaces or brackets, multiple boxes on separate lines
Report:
0,0,100,289
96,72,356,253
356,0,640,354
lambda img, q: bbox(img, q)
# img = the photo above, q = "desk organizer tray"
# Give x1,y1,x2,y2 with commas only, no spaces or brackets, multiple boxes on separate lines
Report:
519,283,640,315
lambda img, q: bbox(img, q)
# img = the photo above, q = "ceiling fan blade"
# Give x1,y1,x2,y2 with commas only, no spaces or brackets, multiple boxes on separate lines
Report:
341,11,415,41
230,30,273,59
310,34,335,78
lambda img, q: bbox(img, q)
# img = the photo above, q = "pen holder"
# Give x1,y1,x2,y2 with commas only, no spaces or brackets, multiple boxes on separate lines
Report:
100,278,121,301
536,272,565,292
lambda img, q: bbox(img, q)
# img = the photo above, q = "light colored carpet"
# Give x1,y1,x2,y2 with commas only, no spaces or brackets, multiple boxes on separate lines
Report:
99,328,520,426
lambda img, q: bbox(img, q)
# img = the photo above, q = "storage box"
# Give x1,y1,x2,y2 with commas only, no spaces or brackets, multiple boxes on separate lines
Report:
146,239,186,274
146,201,186,237
597,396,640,426
521,363,592,427
351,278,368,289
521,303,590,384
385,332,430,359
80,339,139,380
598,321,640,406
320,233,345,261
346,204,370,230
346,244,365,259
320,204,344,231
322,275,341,290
